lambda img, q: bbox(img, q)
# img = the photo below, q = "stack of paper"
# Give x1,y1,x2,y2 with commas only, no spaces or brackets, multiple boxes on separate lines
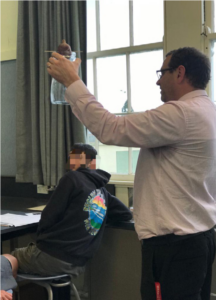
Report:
0,213,41,227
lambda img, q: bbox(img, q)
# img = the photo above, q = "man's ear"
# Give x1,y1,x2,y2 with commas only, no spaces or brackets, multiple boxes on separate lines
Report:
176,65,186,82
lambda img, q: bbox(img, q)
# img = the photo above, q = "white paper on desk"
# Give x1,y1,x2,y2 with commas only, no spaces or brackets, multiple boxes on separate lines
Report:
0,213,41,227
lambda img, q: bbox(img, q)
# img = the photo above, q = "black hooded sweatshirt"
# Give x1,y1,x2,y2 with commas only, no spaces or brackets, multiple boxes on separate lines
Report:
36,168,132,266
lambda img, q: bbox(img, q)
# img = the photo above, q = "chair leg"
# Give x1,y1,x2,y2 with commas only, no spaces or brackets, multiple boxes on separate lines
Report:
12,285,20,300
35,282,53,300
69,277,81,300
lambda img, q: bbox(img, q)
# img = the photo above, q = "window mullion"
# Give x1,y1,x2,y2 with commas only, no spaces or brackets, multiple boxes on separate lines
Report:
128,147,133,175
210,40,216,102
87,42,163,59
93,58,98,100
126,50,133,175
126,53,132,113
96,0,101,51
129,0,134,46
92,56,100,153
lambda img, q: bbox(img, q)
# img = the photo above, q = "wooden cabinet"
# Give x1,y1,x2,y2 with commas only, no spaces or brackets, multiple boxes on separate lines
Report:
89,227,142,300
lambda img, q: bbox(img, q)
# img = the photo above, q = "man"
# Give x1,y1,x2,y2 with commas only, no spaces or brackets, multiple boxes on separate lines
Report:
11,143,132,277
47,47,216,300
0,255,18,300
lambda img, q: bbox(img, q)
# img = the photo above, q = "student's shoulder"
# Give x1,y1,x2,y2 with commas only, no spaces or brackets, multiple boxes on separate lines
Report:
65,170,84,178
59,170,81,184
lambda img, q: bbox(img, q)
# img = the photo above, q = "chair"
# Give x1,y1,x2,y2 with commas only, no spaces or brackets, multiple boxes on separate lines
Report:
16,273,81,300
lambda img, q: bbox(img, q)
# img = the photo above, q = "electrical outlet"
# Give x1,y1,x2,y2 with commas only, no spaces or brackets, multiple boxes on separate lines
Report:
37,185,48,194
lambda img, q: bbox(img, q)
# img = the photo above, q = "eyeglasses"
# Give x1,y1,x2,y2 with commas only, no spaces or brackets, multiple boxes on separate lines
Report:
156,68,174,80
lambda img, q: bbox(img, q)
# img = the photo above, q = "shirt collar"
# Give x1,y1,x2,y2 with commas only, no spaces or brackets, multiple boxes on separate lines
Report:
178,90,208,102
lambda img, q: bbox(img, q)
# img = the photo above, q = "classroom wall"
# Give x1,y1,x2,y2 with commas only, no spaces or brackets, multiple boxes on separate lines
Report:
1,60,17,176
0,0,18,61
164,1,203,53
1,0,18,176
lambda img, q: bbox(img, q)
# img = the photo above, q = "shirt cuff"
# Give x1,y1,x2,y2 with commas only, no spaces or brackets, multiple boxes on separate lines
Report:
65,80,91,107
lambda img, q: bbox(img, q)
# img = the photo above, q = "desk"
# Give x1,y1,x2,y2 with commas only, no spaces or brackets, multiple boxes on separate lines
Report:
1,196,135,258
1,197,47,248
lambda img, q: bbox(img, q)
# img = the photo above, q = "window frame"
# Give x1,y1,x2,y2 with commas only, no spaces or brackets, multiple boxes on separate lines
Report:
87,0,164,181
204,0,216,102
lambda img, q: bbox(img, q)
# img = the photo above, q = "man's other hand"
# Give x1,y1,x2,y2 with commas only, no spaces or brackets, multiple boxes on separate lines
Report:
47,52,81,87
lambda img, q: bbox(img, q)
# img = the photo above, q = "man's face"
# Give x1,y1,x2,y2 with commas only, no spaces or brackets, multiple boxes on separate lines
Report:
69,152,91,170
156,55,176,103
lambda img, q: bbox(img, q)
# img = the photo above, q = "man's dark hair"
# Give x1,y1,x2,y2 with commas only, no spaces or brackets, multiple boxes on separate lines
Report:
70,143,97,161
166,47,210,89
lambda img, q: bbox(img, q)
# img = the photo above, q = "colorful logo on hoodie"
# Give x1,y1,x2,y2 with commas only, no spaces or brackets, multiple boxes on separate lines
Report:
84,189,107,236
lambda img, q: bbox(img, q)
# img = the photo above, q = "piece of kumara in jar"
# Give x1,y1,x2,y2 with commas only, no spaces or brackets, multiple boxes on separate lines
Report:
57,39,72,58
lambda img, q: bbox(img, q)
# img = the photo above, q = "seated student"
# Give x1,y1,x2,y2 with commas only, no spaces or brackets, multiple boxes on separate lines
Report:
1,254,18,300
11,143,132,277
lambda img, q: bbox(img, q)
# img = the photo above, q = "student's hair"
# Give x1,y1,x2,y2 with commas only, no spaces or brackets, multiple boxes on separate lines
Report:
70,143,97,161
166,47,210,89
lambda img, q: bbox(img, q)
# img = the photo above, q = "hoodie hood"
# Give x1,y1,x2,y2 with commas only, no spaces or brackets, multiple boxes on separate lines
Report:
76,168,111,188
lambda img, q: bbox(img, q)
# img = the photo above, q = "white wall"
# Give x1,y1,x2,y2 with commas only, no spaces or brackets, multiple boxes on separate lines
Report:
0,0,18,61
164,1,204,53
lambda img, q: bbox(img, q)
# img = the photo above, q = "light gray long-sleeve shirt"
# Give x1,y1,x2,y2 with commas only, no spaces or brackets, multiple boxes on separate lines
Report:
65,80,216,240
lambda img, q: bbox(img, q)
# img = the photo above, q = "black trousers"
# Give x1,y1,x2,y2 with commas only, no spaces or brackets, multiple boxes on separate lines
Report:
141,228,216,300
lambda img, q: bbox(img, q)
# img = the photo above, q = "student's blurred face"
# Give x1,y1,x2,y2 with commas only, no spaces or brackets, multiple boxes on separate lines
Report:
69,152,91,170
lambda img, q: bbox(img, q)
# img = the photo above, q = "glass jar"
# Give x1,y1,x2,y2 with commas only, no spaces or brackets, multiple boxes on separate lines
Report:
50,52,76,105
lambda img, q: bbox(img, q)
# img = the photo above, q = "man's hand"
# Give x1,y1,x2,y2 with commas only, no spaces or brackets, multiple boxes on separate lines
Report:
0,290,12,300
47,52,81,87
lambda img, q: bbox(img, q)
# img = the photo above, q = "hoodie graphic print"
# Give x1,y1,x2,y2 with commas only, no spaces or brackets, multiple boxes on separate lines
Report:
84,189,107,236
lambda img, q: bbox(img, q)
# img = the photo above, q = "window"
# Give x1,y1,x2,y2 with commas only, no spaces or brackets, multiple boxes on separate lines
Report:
205,0,216,103
87,0,164,179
